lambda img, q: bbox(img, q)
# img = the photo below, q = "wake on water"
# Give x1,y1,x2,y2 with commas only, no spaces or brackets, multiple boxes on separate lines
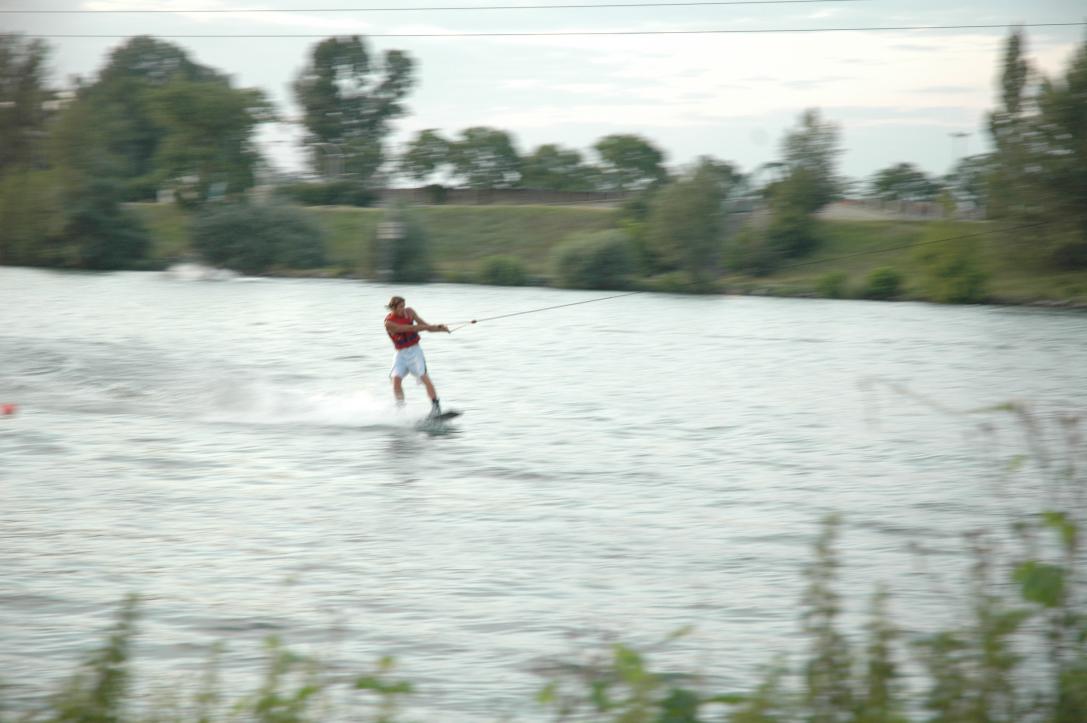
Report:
0,336,431,432
203,381,424,431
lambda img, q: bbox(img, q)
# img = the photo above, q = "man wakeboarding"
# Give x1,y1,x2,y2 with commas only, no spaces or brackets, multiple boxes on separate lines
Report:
384,295,450,418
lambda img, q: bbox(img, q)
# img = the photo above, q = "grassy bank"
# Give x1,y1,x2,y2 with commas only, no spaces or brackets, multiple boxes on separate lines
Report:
727,219,1087,306
129,204,1087,306
128,203,616,280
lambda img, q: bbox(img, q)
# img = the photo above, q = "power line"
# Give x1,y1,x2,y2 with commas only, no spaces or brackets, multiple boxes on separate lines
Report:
0,0,870,13
9,22,1086,39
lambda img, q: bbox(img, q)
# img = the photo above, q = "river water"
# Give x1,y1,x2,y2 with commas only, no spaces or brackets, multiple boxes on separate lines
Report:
2,266,1085,720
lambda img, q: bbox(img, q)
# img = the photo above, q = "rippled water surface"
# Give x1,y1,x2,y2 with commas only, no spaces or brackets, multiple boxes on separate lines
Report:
2,267,1086,719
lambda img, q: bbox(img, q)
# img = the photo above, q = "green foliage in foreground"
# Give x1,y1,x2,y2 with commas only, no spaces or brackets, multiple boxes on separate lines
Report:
376,204,433,283
277,180,379,208
643,160,729,285
0,169,151,269
478,254,529,286
912,223,989,304
59,178,152,270
816,271,849,299
8,404,1084,722
862,267,904,300
551,229,637,290
189,203,325,275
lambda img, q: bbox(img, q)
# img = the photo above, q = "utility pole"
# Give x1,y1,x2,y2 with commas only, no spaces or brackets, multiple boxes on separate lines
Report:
314,141,345,181
950,132,970,168
947,132,971,219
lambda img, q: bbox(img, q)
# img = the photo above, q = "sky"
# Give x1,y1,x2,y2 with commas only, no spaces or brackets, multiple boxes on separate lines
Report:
3,0,1085,185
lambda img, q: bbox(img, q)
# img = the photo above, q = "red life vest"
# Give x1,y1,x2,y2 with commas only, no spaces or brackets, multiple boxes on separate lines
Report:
385,312,420,349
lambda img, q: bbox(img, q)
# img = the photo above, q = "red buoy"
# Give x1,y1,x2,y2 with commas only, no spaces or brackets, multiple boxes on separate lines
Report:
1,403,16,416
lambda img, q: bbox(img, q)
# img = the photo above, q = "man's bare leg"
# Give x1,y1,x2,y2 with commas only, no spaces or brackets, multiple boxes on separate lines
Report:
421,373,440,416
392,376,405,405
420,373,438,402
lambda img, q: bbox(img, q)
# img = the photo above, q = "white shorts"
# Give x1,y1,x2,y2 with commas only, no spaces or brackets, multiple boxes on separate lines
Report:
390,344,427,379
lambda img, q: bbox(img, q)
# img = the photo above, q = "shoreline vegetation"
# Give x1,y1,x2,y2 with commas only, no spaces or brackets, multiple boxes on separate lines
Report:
127,202,1087,310
4,30,1084,309
6,404,1085,722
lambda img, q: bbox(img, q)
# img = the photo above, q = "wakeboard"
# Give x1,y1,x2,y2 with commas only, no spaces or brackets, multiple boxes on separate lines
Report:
414,410,462,431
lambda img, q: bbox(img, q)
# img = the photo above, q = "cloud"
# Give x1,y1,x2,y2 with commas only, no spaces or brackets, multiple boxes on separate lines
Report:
56,1,1086,177
483,102,727,130
85,0,378,33
805,8,846,21
913,85,977,94
501,78,543,90
500,29,1001,114
549,82,623,96
831,104,983,130
394,24,1024,145
848,117,980,130
781,76,857,90
889,43,938,52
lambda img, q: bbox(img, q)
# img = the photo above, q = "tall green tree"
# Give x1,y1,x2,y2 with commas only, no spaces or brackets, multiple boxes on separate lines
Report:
398,129,451,184
0,167,63,266
1035,38,1087,267
987,29,1039,223
148,78,272,205
67,36,226,200
2,36,157,268
521,143,596,191
47,84,121,192
54,37,271,205
643,159,731,284
293,36,415,187
986,29,1087,268
691,154,740,192
1,155,151,270
56,176,150,270
593,134,667,192
0,35,59,266
946,153,993,214
778,108,841,215
869,162,942,202
757,109,842,261
450,126,521,189
0,34,54,172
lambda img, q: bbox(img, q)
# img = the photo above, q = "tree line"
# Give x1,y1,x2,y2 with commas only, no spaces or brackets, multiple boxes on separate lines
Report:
0,29,1084,290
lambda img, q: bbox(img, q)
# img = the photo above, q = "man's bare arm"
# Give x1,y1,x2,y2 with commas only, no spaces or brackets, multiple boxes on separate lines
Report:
409,308,449,332
386,309,448,334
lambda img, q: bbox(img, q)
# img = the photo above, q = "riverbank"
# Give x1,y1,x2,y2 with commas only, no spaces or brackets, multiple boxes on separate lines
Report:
127,203,1087,307
727,218,1087,307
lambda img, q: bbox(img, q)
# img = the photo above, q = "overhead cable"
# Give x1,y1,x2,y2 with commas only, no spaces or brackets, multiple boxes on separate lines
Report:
0,0,871,13
9,22,1086,39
